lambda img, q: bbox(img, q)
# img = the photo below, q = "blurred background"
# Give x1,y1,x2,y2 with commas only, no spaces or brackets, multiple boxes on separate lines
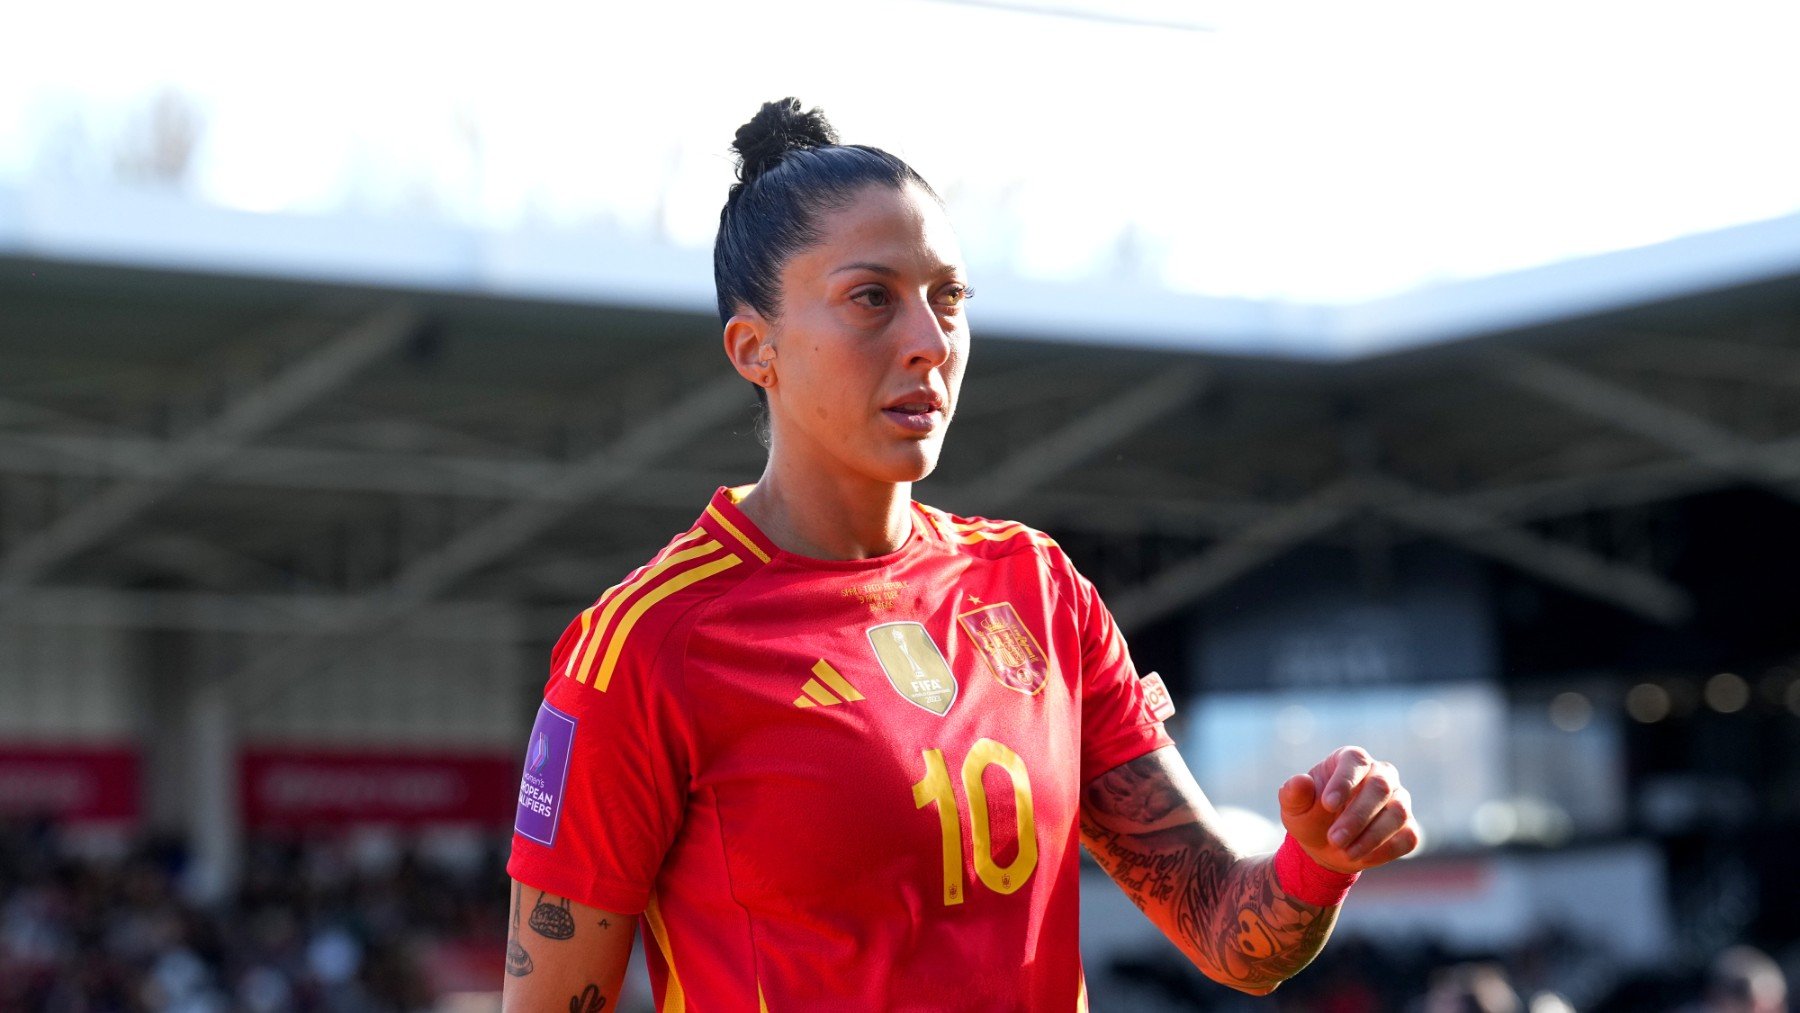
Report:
3,0,1798,1009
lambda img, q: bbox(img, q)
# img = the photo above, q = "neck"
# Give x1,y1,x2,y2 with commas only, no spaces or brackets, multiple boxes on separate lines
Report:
737,456,913,561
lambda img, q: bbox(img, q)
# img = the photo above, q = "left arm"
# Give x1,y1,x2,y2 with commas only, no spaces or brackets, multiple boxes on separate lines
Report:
1079,744,1418,996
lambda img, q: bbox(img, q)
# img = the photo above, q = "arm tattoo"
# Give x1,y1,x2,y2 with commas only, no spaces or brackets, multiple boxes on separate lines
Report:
1081,752,1339,994
569,984,607,1012
530,891,577,940
506,882,535,977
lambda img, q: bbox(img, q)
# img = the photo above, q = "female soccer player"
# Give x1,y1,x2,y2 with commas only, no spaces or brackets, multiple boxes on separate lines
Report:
502,99,1420,1011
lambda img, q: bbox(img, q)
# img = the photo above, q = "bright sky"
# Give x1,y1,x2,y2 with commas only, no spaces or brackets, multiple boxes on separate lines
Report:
3,0,1797,303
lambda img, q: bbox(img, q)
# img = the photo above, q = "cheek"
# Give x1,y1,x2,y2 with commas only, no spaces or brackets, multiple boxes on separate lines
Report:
791,344,860,426
946,336,971,395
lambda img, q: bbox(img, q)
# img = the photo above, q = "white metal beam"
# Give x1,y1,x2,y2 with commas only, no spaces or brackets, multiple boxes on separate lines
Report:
1106,470,1696,633
0,305,419,592
225,374,750,711
3,585,524,639
937,365,1209,514
1360,476,1693,625
1109,482,1361,632
377,373,749,608
1492,348,1800,498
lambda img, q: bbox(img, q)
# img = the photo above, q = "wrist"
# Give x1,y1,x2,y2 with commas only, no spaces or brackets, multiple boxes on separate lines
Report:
1273,833,1359,908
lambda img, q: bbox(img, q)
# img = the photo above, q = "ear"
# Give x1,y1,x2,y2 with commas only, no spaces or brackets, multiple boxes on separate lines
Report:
723,310,776,388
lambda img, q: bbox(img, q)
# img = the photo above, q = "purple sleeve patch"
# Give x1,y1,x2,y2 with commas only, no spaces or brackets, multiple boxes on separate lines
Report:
515,701,577,847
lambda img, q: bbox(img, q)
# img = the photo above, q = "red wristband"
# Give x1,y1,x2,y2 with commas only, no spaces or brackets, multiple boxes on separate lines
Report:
1273,833,1359,908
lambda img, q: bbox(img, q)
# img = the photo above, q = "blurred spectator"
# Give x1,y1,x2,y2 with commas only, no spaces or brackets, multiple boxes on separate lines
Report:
1421,962,1523,1013
1703,945,1788,1013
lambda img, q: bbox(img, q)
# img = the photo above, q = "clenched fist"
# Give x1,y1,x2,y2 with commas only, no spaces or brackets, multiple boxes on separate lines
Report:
1278,745,1420,874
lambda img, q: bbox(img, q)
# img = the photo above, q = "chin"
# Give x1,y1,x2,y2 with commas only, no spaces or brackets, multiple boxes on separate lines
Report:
869,442,943,485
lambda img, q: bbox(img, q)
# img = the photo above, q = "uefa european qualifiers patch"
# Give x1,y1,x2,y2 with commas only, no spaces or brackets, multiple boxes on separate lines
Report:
515,701,577,847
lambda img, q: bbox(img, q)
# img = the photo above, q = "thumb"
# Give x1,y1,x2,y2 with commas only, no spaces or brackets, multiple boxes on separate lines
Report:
1278,773,1318,817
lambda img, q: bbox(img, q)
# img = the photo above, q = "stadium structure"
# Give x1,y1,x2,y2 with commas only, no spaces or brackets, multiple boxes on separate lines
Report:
2,181,1798,1007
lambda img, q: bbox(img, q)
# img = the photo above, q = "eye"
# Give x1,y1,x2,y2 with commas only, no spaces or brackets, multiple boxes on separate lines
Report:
935,284,975,310
852,286,890,308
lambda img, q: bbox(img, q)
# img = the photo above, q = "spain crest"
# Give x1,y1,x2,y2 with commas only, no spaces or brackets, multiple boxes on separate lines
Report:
958,602,1049,695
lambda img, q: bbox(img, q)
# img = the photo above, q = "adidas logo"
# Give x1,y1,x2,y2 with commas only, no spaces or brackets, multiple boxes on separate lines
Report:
794,660,865,708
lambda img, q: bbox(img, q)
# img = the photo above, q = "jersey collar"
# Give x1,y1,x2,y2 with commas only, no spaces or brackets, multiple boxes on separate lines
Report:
702,486,953,569
699,486,779,569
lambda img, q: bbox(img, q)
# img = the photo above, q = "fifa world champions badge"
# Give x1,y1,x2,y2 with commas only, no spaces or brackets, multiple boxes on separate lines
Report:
515,701,577,846
958,602,1050,695
867,621,959,715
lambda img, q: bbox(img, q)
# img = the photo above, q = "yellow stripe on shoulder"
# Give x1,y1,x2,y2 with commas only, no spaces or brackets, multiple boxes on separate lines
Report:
561,605,598,680
955,525,1025,544
564,529,707,679
956,526,1058,548
592,552,742,692
914,503,956,542
706,502,771,563
569,533,712,686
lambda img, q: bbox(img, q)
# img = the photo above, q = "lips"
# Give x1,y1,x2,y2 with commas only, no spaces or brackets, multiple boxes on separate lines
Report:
881,390,947,433
883,390,945,414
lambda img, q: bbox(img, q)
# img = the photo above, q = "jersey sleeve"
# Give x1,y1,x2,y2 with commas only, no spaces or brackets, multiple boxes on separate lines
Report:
1065,554,1174,785
506,607,694,915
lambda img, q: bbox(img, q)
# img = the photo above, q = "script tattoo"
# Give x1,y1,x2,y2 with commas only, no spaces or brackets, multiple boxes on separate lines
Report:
570,984,607,1013
1080,750,1338,994
506,882,535,977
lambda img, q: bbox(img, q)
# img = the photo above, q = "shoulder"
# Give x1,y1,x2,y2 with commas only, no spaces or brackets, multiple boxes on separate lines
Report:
553,525,755,695
914,501,1070,566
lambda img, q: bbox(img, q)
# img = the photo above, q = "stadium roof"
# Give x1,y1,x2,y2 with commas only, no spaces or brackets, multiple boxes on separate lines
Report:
4,178,1800,697
5,182,1800,360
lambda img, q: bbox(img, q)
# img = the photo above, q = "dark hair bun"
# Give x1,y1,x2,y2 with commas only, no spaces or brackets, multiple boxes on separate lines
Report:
733,98,839,183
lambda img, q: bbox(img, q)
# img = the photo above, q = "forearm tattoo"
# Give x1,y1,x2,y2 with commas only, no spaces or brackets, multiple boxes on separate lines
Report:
506,881,535,977
1080,753,1338,994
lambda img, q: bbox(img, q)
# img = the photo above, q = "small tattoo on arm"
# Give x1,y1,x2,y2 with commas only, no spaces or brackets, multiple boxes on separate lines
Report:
569,984,606,1012
506,884,535,977
530,891,577,940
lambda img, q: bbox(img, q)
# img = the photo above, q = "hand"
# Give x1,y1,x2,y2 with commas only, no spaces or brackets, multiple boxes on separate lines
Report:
1277,745,1420,874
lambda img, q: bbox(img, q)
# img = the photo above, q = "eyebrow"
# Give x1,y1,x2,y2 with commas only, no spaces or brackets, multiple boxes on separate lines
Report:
829,261,962,278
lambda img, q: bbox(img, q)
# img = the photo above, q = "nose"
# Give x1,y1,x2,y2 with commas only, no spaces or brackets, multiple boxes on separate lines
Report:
898,293,956,370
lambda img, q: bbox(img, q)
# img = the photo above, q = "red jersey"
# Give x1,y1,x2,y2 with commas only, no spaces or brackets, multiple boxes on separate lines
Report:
508,487,1171,1011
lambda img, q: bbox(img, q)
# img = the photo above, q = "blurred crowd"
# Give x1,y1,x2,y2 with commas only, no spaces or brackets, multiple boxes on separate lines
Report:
1,820,1791,1012
1109,925,1792,1013
0,822,507,1012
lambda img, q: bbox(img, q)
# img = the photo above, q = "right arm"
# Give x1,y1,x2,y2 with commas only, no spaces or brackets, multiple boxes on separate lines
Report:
501,877,636,1012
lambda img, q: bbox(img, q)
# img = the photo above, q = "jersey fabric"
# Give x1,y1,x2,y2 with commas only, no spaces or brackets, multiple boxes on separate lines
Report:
508,486,1172,1012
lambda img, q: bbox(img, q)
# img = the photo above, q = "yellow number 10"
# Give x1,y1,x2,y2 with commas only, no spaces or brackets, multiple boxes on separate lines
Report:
911,738,1038,906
